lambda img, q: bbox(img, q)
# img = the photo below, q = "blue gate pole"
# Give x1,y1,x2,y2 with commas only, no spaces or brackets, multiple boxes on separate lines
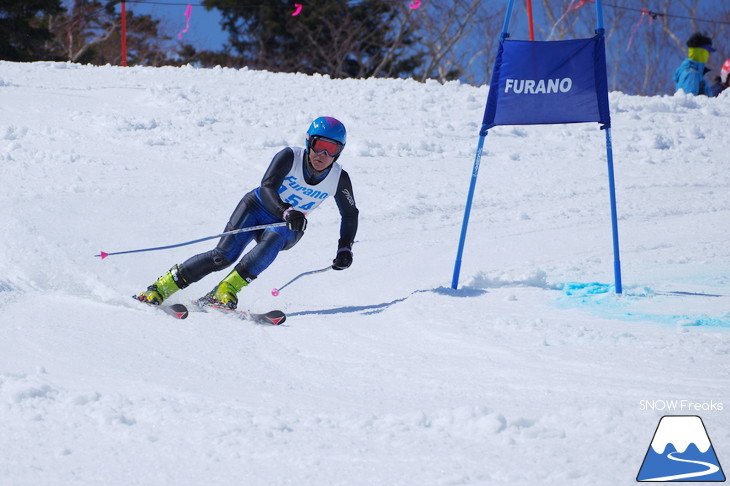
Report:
604,127,623,294
596,0,623,294
500,0,516,35
452,129,488,289
451,0,515,290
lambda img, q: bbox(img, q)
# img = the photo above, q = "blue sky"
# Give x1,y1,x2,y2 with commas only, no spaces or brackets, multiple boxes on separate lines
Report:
123,1,228,51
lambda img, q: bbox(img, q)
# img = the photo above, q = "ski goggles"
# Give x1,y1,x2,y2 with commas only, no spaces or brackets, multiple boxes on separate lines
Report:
310,136,344,157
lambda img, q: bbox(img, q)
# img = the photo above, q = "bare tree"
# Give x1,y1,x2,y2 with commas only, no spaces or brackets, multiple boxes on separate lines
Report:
530,0,730,95
46,1,116,63
629,0,730,95
540,0,595,41
45,1,172,66
408,0,504,85
410,0,479,82
603,0,629,92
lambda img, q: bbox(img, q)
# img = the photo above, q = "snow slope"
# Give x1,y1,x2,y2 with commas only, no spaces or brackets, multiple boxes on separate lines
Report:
1,61,729,485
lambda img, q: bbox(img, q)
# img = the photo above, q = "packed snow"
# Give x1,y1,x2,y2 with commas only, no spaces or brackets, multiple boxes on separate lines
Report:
0,61,728,485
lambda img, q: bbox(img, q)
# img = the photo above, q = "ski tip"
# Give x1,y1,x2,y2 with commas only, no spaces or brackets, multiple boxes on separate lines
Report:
133,296,189,320
271,288,279,297
265,310,286,325
98,251,109,260
168,303,189,319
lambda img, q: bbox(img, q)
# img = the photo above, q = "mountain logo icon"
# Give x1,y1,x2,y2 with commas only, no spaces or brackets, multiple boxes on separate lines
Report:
637,415,726,482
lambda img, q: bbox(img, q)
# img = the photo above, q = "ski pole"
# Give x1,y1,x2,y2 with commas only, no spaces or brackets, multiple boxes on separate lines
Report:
271,266,332,296
96,222,288,260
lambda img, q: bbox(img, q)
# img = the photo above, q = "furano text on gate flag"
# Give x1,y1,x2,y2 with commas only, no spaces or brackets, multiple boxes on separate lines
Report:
482,36,610,127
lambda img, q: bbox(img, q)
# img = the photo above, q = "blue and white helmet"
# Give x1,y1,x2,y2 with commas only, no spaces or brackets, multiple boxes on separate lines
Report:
306,117,346,160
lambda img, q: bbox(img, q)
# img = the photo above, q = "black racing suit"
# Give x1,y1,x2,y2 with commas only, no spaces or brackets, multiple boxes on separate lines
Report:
175,147,359,287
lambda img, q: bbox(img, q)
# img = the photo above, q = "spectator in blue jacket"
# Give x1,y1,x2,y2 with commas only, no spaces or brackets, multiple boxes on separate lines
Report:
673,32,715,96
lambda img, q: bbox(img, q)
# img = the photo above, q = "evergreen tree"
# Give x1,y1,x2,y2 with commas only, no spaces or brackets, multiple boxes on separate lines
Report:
0,0,64,61
201,0,422,78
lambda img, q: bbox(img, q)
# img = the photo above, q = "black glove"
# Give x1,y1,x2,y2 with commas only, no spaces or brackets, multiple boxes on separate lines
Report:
332,249,353,270
283,209,307,232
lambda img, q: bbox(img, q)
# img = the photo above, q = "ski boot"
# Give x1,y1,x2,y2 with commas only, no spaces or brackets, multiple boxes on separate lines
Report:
136,265,186,305
199,269,255,310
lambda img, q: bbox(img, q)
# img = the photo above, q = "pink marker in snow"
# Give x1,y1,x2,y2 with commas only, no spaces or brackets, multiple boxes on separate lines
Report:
271,288,280,297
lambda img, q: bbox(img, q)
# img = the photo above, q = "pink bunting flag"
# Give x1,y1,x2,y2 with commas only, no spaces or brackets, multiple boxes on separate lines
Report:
177,4,192,40
626,9,655,52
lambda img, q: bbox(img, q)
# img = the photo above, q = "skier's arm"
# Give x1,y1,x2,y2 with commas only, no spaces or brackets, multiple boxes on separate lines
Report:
259,148,295,218
333,169,359,250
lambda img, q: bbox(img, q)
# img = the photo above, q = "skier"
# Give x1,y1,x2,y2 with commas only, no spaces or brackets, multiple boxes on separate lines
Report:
135,116,358,309
673,32,716,97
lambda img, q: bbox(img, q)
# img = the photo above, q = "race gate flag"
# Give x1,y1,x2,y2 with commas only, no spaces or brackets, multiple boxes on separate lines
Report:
637,415,726,482
482,37,611,127
451,0,623,294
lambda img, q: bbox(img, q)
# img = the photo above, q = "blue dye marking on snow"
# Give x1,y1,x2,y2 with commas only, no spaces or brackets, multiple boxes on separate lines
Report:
562,282,613,297
555,282,730,328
